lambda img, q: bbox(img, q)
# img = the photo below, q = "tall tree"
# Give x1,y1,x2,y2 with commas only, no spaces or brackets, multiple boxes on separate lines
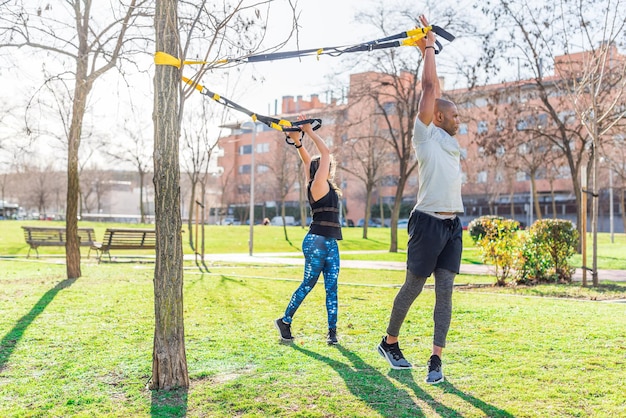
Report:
151,0,298,390
180,99,222,251
478,1,626,280
152,0,189,390
339,115,393,239
0,0,150,278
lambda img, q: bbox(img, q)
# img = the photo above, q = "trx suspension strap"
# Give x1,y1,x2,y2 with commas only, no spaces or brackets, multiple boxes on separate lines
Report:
244,25,455,62
181,76,322,135
154,24,455,68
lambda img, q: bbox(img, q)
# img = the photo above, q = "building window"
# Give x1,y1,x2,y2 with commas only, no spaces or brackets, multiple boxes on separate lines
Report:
516,171,529,181
380,175,398,187
459,148,467,160
257,164,269,173
461,172,468,184
477,171,488,183
518,143,529,155
496,119,505,132
238,164,251,174
256,143,270,153
239,145,252,155
382,101,397,114
495,171,504,183
557,166,570,179
458,123,468,135
477,120,488,134
496,146,505,157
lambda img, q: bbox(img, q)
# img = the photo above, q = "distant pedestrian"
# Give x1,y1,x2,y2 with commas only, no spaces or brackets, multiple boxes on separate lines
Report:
274,115,343,345
376,14,463,384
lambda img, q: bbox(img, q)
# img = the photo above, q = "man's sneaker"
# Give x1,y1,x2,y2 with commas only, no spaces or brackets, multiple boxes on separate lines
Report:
377,336,412,369
327,328,338,345
425,354,444,384
274,318,294,342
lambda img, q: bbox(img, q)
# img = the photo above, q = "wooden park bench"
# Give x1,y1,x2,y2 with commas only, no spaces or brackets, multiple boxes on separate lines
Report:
22,226,98,258
93,228,156,262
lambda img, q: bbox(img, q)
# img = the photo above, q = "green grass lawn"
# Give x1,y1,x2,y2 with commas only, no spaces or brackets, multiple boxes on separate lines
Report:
2,220,626,270
0,259,624,417
1,220,625,416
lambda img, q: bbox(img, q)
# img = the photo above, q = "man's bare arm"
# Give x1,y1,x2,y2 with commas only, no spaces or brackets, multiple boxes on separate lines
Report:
417,15,441,126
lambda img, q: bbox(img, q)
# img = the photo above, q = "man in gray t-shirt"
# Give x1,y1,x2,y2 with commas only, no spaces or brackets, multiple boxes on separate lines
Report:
377,14,463,385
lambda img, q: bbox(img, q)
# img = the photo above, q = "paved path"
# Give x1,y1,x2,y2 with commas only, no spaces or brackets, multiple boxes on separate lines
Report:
191,251,625,282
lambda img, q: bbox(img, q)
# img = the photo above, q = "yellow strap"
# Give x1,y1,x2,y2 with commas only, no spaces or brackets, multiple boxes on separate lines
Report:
401,33,429,47
182,76,204,92
278,119,292,127
155,51,182,68
251,114,258,122
155,51,212,68
316,48,324,61
270,122,284,131
406,25,431,37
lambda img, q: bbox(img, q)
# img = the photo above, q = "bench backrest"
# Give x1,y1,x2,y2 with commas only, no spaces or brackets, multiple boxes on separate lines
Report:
101,228,156,250
22,226,97,246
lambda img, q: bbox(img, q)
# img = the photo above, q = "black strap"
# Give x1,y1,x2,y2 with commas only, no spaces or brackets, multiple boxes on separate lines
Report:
241,25,455,62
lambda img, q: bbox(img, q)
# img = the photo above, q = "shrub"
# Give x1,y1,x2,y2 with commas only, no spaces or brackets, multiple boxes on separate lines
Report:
468,215,505,243
526,219,579,283
475,217,521,286
514,232,551,284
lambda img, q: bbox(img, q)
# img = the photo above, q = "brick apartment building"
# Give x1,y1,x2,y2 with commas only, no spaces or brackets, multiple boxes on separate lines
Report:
215,48,626,232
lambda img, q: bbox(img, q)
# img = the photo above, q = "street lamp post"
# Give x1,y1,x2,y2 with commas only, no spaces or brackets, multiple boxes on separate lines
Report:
240,121,259,256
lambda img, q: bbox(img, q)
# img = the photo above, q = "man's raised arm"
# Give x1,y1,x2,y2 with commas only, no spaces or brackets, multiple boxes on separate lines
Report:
417,15,441,126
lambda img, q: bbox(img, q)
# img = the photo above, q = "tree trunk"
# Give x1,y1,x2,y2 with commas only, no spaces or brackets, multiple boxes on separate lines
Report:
619,187,626,233
150,0,189,390
389,177,407,253
65,41,92,279
531,175,542,221
363,186,373,239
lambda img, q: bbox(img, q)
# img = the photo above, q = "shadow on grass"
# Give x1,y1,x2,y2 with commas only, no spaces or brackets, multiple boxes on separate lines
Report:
0,277,77,372
389,371,515,418
150,387,188,418
291,344,463,417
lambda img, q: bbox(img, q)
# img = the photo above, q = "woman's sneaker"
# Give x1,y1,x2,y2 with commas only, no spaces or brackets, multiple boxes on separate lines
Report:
425,354,444,384
274,318,294,342
327,328,338,345
377,336,412,369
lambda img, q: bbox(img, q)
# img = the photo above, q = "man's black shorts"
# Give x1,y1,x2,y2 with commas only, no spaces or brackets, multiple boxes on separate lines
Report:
406,209,463,278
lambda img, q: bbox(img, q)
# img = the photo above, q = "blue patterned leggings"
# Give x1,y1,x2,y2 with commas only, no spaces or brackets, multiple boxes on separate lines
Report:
283,233,340,329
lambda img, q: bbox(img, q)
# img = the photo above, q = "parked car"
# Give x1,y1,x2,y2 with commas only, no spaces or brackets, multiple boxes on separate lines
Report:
397,218,409,228
357,218,381,227
270,216,295,226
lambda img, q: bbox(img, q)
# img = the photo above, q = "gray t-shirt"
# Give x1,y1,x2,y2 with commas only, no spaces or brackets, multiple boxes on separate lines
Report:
412,117,464,213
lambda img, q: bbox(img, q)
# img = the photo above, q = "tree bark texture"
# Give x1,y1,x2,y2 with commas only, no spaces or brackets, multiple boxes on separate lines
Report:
150,0,189,390
65,22,92,280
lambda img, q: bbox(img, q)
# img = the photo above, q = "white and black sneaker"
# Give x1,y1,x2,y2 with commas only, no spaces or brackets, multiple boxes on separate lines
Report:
274,318,294,343
425,354,444,384
377,336,413,369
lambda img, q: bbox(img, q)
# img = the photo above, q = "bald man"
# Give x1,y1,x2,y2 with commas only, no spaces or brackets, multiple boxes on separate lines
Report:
377,15,463,385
